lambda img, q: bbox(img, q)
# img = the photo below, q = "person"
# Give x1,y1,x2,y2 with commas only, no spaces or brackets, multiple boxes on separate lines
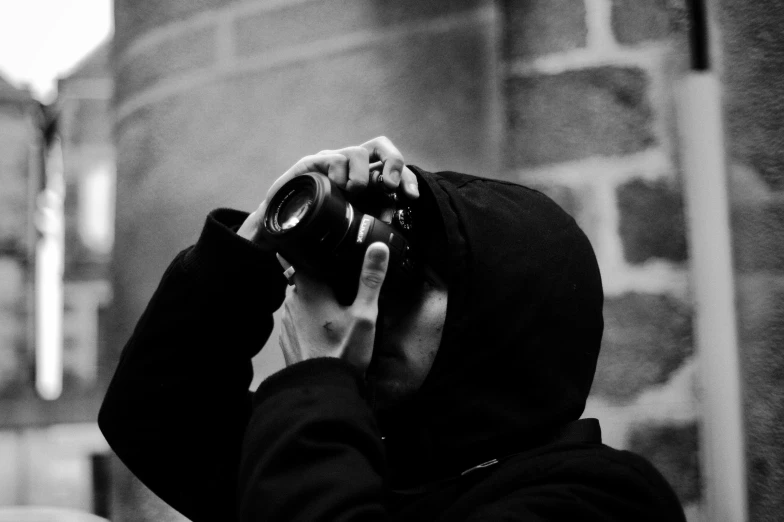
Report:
98,137,686,521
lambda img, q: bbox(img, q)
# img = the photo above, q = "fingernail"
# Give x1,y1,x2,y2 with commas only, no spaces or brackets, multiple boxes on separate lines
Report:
390,168,401,184
408,183,419,197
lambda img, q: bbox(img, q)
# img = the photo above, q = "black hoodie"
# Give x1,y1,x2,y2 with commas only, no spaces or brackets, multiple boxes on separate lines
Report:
99,167,686,521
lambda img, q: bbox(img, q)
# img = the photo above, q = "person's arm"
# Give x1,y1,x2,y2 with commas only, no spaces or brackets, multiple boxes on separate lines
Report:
234,137,417,521
99,136,414,521
98,208,287,522
236,234,393,520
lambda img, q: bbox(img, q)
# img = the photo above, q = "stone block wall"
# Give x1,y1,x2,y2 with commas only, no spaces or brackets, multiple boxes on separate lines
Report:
500,0,700,517
718,1,784,520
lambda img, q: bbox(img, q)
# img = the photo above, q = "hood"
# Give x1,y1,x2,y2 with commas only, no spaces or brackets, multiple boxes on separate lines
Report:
378,166,604,486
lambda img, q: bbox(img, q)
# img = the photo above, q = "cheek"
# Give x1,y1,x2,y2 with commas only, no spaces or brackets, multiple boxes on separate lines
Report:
423,343,438,368
425,292,448,335
410,293,448,371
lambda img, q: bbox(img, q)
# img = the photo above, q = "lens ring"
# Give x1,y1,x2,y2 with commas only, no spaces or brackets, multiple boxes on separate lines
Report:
277,189,313,230
269,177,316,233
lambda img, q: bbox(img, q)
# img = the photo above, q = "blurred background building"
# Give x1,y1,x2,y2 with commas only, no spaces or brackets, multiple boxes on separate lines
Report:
0,41,114,516
0,1,782,521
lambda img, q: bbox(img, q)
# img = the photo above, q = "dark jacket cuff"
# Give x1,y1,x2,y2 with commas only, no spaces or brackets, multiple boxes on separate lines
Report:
181,208,286,295
254,357,365,405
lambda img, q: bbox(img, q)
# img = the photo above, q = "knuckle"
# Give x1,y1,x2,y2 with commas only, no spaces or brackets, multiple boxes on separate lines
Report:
361,270,385,289
334,154,349,167
324,152,344,164
345,145,366,158
351,308,377,327
354,351,372,370
364,136,385,150
401,167,418,187
346,177,369,191
388,156,404,167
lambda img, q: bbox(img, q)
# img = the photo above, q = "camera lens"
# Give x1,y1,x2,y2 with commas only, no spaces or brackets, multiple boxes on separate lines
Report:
268,177,317,233
260,172,419,305
278,189,313,230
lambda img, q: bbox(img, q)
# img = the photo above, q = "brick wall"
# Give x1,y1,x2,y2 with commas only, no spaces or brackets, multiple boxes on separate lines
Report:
719,1,784,520
501,0,700,517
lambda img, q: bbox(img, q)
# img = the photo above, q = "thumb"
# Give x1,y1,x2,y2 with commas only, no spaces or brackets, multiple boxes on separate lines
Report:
354,242,389,307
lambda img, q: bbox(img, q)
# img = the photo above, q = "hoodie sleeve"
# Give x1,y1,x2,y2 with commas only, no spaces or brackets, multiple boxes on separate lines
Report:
98,208,287,522
237,357,388,522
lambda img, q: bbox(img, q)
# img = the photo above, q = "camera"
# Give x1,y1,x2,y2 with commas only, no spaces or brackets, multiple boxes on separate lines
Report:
258,172,420,304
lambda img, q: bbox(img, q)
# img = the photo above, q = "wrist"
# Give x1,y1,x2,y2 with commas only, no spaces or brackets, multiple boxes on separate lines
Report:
256,357,365,403
237,210,277,253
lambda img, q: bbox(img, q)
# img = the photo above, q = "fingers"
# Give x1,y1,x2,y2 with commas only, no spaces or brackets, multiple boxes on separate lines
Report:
359,136,419,199
277,137,418,201
275,153,350,195
353,242,389,310
400,166,420,199
359,136,404,193
295,153,348,181
318,146,370,194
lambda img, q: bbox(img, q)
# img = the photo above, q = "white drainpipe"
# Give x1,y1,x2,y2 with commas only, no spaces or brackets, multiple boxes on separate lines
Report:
677,1,747,520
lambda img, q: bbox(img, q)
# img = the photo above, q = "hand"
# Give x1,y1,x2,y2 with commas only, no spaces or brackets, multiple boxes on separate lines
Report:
276,243,389,375
237,136,419,242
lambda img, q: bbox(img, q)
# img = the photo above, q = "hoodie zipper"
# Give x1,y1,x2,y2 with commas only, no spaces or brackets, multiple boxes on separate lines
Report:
460,458,499,476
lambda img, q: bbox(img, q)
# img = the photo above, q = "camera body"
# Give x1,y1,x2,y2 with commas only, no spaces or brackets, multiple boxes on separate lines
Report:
258,173,419,304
